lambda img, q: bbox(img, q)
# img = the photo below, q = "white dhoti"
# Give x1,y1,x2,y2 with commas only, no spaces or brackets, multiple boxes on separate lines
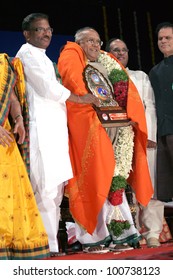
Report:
137,148,164,240
29,97,73,252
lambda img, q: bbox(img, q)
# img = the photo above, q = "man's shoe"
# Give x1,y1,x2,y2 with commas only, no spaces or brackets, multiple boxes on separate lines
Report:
109,243,134,251
147,237,160,248
68,241,82,252
83,245,110,253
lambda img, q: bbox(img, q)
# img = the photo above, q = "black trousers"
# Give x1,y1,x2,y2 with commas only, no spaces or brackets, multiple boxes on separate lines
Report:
157,135,173,201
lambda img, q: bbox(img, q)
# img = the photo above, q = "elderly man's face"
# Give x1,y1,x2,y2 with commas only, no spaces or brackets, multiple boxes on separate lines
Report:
78,30,102,62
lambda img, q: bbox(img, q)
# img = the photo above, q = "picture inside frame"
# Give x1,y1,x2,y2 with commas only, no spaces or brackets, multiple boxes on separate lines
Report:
83,64,117,107
83,64,130,127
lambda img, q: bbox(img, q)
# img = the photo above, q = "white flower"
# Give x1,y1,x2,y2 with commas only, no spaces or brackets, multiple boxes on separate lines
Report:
98,52,134,179
98,52,122,75
114,126,134,179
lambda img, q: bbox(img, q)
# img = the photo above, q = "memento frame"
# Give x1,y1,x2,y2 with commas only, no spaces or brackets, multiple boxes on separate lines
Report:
83,64,130,127
83,64,117,107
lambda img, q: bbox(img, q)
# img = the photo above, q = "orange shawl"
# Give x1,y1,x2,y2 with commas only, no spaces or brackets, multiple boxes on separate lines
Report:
58,42,153,234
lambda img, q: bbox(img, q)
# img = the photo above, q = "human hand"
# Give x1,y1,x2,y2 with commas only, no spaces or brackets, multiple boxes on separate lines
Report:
129,121,137,127
147,140,157,148
0,125,14,147
79,93,101,107
13,118,25,144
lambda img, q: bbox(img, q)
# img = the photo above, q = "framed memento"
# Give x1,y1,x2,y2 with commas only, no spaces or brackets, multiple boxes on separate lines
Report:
83,64,117,107
83,64,130,127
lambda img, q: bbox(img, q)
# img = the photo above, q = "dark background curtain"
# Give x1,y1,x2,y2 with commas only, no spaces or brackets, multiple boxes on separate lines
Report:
1,0,172,73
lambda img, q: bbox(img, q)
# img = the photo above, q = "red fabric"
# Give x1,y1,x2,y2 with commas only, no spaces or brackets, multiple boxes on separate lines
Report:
48,242,173,260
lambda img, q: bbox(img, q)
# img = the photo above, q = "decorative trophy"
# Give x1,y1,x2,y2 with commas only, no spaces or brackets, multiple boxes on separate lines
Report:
83,64,130,127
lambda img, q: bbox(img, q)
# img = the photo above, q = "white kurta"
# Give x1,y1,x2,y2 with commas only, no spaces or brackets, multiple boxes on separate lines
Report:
126,68,157,190
16,43,73,197
126,68,164,240
16,43,73,252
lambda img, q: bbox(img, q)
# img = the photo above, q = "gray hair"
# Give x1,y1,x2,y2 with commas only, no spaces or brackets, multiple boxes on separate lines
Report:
74,26,98,43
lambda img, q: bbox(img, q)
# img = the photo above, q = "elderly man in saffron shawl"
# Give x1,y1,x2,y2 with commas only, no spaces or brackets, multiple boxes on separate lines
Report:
58,27,153,252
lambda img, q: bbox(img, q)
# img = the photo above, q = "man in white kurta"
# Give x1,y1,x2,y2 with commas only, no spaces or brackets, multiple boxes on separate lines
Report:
126,69,164,244
107,38,164,247
16,14,101,255
16,41,73,253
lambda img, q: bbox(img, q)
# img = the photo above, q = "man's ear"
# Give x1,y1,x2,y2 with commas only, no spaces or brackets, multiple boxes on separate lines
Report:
23,30,30,41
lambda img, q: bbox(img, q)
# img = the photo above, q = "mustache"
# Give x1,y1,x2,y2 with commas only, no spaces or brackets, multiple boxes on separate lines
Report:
43,35,51,39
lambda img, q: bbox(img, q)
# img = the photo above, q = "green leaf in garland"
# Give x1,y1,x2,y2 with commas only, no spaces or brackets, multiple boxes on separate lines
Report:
109,68,128,85
107,220,131,237
110,175,127,192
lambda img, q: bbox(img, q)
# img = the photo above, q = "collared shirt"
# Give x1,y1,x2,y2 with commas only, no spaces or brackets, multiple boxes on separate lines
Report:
16,43,73,197
149,55,173,137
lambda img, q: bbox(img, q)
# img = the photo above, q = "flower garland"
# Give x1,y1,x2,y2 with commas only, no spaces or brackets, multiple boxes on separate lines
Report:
109,69,129,107
98,52,122,75
107,220,131,238
98,52,134,180
108,175,127,206
114,126,134,179
98,52,134,237
110,175,127,191
98,52,129,107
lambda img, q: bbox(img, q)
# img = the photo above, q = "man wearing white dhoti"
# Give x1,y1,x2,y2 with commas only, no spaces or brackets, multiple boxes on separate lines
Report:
16,13,99,256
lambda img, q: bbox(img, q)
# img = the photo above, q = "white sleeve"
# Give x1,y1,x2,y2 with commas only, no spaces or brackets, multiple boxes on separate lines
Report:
16,45,70,103
142,73,157,142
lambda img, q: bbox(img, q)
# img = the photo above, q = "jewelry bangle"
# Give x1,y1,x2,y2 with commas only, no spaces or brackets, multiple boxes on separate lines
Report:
14,114,23,123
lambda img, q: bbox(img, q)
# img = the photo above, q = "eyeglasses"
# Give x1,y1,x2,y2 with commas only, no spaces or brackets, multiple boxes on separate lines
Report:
111,48,129,54
30,27,53,33
81,38,103,47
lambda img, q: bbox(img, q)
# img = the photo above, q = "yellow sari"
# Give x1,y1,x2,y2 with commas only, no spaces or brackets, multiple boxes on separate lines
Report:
0,54,50,259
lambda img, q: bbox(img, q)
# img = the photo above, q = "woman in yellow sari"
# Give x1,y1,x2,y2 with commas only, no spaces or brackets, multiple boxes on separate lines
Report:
0,53,50,259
